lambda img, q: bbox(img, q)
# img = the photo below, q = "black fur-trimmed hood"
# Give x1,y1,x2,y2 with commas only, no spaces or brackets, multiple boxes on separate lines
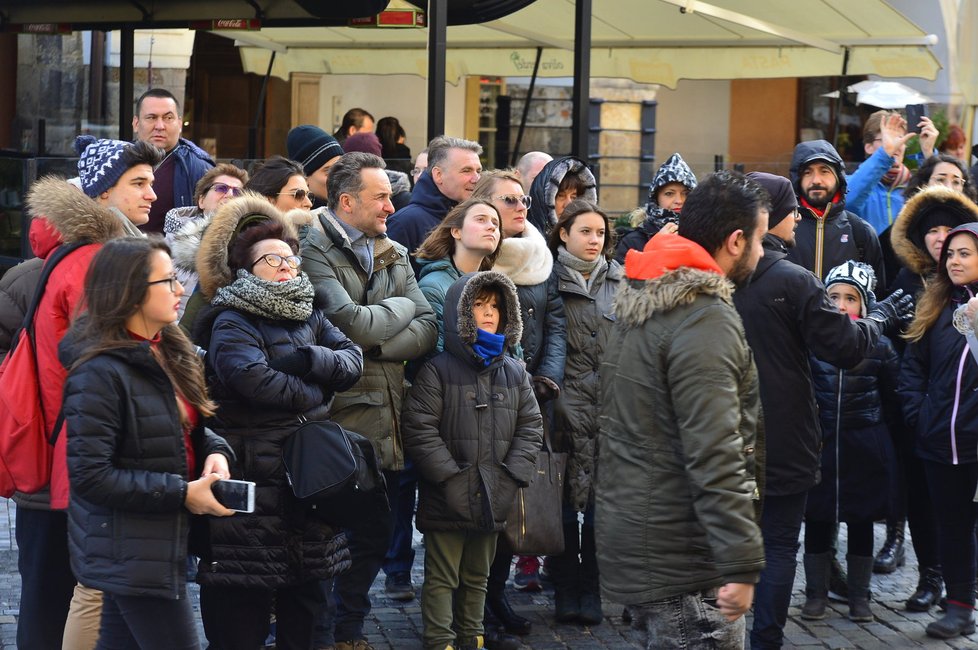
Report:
892,185,978,276
25,176,124,245
195,192,298,300
443,271,522,364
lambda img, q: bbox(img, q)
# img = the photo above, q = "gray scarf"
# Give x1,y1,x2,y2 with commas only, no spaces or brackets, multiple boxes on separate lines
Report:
212,270,314,322
557,245,606,292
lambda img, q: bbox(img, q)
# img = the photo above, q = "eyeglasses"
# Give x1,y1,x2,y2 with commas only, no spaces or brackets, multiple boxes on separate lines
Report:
931,176,966,190
494,194,532,209
147,274,180,293
278,189,315,203
208,182,244,198
252,253,301,270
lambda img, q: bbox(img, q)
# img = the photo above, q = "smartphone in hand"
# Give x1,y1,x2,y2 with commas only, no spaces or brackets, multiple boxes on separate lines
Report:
906,104,928,134
211,479,256,513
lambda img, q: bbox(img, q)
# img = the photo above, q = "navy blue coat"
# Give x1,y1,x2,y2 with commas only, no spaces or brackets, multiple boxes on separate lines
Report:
197,306,363,588
386,170,456,277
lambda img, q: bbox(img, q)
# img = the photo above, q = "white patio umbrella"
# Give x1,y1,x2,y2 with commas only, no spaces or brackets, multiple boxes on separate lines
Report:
823,80,936,108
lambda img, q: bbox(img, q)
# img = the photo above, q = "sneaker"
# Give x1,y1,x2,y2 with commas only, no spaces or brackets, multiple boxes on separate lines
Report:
514,556,542,592
385,572,415,601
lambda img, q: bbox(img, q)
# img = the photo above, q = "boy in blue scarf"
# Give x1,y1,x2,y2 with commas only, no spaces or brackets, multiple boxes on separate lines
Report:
402,271,543,650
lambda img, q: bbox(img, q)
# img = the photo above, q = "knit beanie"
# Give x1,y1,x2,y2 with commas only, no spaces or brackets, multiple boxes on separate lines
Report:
825,260,876,318
648,153,697,205
74,135,132,198
909,202,976,251
344,132,383,157
746,172,798,230
287,125,344,177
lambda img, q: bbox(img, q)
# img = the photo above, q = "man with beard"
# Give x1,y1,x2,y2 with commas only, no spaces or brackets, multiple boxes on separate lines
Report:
786,140,886,288
734,172,913,649
597,171,767,650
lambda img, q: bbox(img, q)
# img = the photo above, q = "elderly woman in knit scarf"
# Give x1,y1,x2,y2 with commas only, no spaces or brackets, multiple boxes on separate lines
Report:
192,195,363,649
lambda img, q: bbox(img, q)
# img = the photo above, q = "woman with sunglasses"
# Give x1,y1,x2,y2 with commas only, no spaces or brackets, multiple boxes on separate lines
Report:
60,236,235,649
246,155,315,212
472,170,567,641
165,163,249,317
192,196,363,649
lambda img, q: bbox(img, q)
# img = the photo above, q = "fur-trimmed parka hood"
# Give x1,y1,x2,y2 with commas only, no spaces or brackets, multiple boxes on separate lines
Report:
169,212,211,274
443,271,522,366
891,185,978,276
613,267,734,329
528,156,597,234
25,176,124,245
195,192,298,300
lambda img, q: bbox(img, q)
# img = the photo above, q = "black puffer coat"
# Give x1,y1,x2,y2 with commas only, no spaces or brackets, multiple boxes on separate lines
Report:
552,259,622,512
61,338,233,599
196,305,363,588
806,338,901,522
402,271,543,532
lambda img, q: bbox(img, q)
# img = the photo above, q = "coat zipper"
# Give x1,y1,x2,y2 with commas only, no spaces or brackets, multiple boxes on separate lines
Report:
814,215,825,279
835,368,843,523
950,343,968,465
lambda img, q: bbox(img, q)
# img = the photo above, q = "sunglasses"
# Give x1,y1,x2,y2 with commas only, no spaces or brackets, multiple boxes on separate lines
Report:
495,194,532,209
208,182,244,197
147,274,181,293
278,188,315,203
252,253,301,270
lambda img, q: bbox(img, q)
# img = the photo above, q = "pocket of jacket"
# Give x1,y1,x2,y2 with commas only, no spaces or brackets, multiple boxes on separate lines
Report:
444,465,474,521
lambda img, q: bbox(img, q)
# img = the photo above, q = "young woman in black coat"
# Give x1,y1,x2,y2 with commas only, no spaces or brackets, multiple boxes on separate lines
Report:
61,237,235,650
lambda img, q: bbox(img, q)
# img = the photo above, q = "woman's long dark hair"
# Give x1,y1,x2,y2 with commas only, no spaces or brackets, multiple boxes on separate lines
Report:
245,156,305,200
904,229,978,343
547,199,615,260
70,237,216,417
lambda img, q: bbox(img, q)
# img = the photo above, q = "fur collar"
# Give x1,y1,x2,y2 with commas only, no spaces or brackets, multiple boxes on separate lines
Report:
195,192,297,300
170,214,212,273
613,267,734,329
25,176,124,245
892,185,978,276
492,221,553,285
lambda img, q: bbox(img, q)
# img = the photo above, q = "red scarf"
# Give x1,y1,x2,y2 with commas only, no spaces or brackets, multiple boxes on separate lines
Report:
800,190,843,218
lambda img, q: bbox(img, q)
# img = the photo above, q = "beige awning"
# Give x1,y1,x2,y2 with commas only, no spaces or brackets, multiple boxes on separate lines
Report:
223,0,941,88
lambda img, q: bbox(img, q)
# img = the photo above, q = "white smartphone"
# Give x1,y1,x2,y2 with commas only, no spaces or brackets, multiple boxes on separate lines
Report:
211,479,256,513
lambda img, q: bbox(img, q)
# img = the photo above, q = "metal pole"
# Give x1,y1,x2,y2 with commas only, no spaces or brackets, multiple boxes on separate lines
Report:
249,51,276,160
511,46,542,166
426,0,447,141
119,28,134,141
831,47,850,150
571,0,591,160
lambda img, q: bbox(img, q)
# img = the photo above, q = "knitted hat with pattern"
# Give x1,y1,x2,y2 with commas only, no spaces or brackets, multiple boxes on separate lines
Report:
74,135,132,198
825,260,877,318
647,153,697,206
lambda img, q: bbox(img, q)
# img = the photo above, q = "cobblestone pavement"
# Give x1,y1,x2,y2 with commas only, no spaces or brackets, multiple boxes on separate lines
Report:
0,498,974,649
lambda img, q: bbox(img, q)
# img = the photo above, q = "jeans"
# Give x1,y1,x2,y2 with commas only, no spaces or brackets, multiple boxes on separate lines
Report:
632,588,745,650
97,591,199,650
923,460,978,605
15,507,76,650
383,459,418,576
750,491,807,649
330,468,399,642
200,580,324,650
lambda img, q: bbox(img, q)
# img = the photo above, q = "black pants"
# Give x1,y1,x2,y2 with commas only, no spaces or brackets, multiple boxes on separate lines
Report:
97,591,199,650
201,580,324,650
16,507,76,650
805,519,874,556
905,451,941,568
923,460,978,605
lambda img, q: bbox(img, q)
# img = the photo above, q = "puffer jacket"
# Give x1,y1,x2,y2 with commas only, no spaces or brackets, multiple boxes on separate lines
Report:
552,258,622,512
786,140,886,286
417,256,462,354
402,271,543,532
900,281,978,466
194,303,361,588
806,337,901,523
22,177,126,509
0,217,61,361
734,234,882,497
299,208,437,471
60,335,233,599
387,170,457,276
528,156,597,235
597,233,764,604
492,221,566,384
145,137,214,233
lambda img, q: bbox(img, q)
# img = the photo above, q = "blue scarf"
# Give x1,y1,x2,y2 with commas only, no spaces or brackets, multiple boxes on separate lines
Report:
472,329,505,366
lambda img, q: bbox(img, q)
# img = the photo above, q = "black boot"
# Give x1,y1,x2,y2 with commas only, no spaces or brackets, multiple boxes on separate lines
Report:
873,519,906,574
482,624,522,650
800,552,831,620
906,567,944,612
486,590,531,636
828,554,849,602
577,525,603,626
926,602,976,639
551,522,580,623
846,555,875,622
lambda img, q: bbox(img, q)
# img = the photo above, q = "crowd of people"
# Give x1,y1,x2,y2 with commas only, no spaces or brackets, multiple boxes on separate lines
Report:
2,87,978,650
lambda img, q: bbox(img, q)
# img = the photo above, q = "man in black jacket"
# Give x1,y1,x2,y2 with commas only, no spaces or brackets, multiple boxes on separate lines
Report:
734,172,912,649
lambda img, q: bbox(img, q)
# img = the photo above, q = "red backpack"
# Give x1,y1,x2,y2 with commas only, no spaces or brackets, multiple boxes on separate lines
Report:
0,242,85,496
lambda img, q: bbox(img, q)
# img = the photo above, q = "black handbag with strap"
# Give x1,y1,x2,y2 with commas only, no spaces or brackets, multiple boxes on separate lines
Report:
504,429,567,555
